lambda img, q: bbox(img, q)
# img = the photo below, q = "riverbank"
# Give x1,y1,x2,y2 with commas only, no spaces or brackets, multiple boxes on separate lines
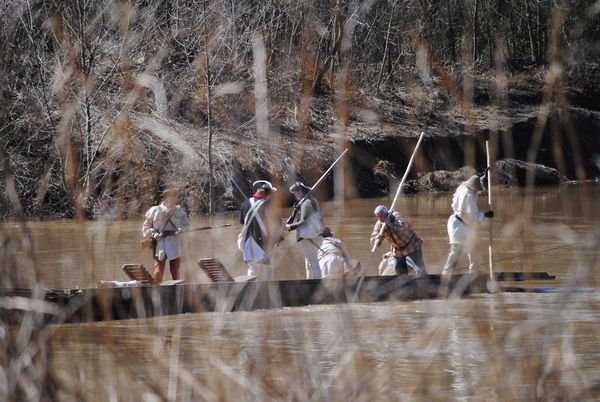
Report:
3,64,600,219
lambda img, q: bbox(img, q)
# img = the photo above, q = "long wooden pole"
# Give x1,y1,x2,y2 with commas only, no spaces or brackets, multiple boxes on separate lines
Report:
486,140,494,279
353,132,425,301
285,148,349,224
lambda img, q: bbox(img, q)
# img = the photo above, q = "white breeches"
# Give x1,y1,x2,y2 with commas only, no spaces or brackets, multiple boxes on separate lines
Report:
299,238,322,279
319,255,345,278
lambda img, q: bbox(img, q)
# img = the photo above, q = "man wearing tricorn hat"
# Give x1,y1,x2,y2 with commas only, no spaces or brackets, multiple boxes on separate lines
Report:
239,180,279,279
142,187,190,283
442,174,494,275
285,181,325,279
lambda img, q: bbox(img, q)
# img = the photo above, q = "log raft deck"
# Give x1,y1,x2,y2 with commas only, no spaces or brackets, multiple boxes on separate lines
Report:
0,259,556,324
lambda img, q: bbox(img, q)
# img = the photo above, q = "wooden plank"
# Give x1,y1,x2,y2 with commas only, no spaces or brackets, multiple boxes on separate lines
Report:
494,272,556,281
122,264,155,284
198,258,234,282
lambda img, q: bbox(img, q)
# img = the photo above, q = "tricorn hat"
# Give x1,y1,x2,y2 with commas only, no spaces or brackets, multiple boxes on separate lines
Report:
463,175,483,192
289,181,311,193
253,180,277,194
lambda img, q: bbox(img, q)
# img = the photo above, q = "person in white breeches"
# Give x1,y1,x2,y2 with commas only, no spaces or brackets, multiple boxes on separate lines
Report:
285,182,325,279
442,175,494,275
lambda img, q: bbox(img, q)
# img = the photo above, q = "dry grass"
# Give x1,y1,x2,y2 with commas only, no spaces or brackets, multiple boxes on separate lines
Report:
2,1,600,401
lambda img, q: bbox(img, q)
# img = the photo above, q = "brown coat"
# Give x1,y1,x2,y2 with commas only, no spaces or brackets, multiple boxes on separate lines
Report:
370,210,422,257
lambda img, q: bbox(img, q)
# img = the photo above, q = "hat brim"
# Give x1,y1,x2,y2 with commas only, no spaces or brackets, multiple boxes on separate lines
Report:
253,180,277,192
462,178,483,192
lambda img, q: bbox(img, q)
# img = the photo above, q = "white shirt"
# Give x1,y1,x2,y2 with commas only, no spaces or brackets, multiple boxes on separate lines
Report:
142,203,190,260
447,184,484,244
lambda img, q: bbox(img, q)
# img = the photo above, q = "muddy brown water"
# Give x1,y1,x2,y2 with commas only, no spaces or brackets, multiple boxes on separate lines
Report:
3,184,600,400
4,184,599,289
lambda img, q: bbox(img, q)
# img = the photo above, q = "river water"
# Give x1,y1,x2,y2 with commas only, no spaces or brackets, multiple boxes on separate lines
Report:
3,184,600,400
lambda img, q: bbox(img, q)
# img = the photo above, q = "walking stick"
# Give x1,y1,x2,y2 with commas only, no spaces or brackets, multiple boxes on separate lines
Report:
486,140,495,279
353,132,425,301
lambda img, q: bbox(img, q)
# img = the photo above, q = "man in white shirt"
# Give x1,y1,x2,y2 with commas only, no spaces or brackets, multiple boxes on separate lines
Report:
142,188,190,283
442,175,493,275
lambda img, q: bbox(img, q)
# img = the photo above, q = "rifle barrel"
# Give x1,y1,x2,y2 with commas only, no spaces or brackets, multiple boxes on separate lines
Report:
287,148,349,223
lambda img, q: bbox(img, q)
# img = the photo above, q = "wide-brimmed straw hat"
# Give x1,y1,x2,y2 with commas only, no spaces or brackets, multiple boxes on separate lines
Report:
463,175,483,192
253,180,277,193
289,181,311,193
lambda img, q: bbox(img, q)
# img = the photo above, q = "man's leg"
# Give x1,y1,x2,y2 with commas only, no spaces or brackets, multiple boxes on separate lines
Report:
466,247,479,274
393,256,409,275
169,258,181,280
246,261,257,277
246,261,273,280
153,257,166,283
299,239,322,279
463,228,480,273
442,244,464,275
408,247,427,276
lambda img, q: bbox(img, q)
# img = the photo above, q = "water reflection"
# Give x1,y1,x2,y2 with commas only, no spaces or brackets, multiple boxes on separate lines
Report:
43,293,600,400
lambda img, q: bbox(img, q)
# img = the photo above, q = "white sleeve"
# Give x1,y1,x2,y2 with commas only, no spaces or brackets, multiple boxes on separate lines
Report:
464,192,484,222
142,208,157,237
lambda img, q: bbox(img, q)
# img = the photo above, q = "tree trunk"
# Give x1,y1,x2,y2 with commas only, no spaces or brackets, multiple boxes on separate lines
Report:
473,0,480,65
525,0,538,63
376,4,394,92
508,0,517,64
448,0,457,62
204,0,213,218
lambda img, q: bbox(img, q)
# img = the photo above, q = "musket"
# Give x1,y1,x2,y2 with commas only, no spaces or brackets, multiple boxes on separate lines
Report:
286,148,349,225
161,224,231,237
139,224,232,249
230,178,249,202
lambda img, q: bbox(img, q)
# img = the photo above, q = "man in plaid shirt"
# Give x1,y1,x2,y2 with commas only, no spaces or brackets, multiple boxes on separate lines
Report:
370,205,427,276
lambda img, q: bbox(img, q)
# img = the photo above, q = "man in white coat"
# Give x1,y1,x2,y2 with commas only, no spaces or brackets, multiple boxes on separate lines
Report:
441,175,494,275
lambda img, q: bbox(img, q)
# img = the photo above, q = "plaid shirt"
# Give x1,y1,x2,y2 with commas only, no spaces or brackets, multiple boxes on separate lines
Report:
370,210,422,257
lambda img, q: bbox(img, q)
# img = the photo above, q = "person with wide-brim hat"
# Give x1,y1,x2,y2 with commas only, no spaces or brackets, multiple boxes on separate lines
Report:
238,179,280,279
284,181,325,279
441,174,493,275
142,186,190,283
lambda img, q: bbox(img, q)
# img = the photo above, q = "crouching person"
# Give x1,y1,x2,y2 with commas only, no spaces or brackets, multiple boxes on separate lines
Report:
318,227,357,277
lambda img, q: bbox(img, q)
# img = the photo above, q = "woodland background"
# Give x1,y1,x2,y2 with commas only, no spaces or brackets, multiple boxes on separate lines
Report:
1,0,599,219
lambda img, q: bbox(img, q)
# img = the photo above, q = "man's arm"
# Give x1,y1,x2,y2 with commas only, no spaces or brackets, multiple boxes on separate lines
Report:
288,199,314,231
177,206,190,233
142,208,158,238
239,199,250,225
464,192,485,222
370,222,383,247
